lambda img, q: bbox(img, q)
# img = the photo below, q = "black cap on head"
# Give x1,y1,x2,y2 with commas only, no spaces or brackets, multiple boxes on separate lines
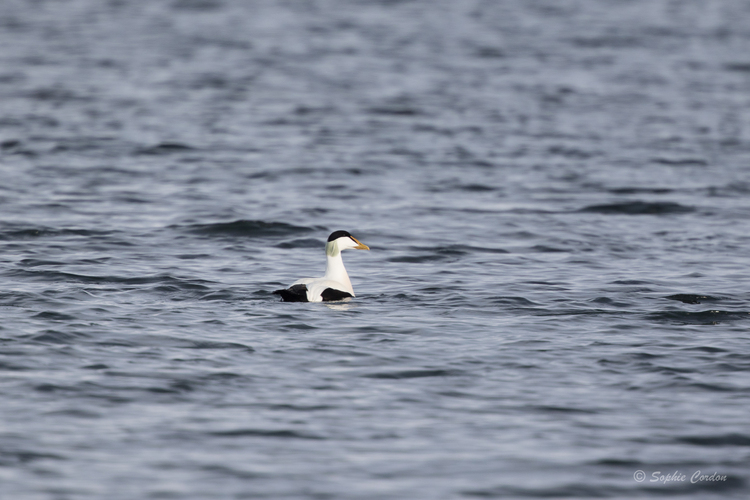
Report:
328,230,352,242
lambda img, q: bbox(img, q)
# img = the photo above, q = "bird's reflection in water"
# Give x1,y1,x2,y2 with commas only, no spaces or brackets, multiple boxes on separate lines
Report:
324,299,355,311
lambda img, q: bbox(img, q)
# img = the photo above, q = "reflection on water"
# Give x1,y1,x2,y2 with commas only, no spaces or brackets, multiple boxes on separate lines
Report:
324,300,355,312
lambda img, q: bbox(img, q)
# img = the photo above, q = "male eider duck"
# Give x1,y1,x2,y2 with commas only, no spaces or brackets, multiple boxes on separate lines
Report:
273,230,370,302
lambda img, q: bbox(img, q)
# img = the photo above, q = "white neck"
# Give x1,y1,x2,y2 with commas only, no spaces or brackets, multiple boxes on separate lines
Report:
324,242,354,294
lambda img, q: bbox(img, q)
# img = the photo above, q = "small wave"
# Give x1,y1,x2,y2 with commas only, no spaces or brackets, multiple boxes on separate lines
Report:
611,280,653,286
456,183,497,192
688,382,739,392
666,294,722,304
0,291,47,307
184,73,230,90
609,187,673,195
1,139,21,150
529,404,599,414
388,243,507,263
29,330,87,344
489,296,540,306
588,297,633,308
32,311,76,321
0,226,109,241
428,182,498,193
0,449,66,466
131,334,254,352
708,182,750,197
198,464,264,480
180,219,319,238
529,244,567,253
209,428,323,439
0,361,29,371
570,35,643,48
389,293,420,302
388,254,450,263
367,106,421,116
651,157,708,167
591,296,614,304
188,341,254,351
677,433,750,446
134,142,195,155
82,364,109,370
589,458,644,467
580,201,694,215
363,369,462,379
49,137,119,154
172,0,224,12
197,289,242,301
725,63,750,72
647,310,749,324
17,259,68,267
445,244,508,254
473,46,505,58
275,238,323,249
463,483,609,498
7,269,212,289
26,87,89,103
547,145,598,159
682,346,727,354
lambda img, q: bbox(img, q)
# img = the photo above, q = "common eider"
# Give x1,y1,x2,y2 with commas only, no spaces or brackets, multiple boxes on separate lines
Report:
273,230,370,302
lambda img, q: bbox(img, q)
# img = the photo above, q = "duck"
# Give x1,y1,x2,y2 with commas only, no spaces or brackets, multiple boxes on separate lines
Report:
273,230,370,302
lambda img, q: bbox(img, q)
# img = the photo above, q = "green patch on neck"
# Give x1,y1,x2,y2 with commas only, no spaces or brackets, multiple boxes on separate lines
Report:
326,241,339,257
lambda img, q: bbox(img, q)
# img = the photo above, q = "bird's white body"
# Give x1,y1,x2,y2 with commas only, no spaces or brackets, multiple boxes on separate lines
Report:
276,232,369,302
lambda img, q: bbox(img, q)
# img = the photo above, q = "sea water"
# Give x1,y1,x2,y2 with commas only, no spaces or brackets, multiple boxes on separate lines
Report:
1,1,749,498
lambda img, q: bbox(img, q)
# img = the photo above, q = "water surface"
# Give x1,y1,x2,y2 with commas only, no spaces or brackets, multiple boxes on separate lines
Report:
1,0,750,498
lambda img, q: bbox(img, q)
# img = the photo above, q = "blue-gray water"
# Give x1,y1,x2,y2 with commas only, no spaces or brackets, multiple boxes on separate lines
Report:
2,1,750,498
